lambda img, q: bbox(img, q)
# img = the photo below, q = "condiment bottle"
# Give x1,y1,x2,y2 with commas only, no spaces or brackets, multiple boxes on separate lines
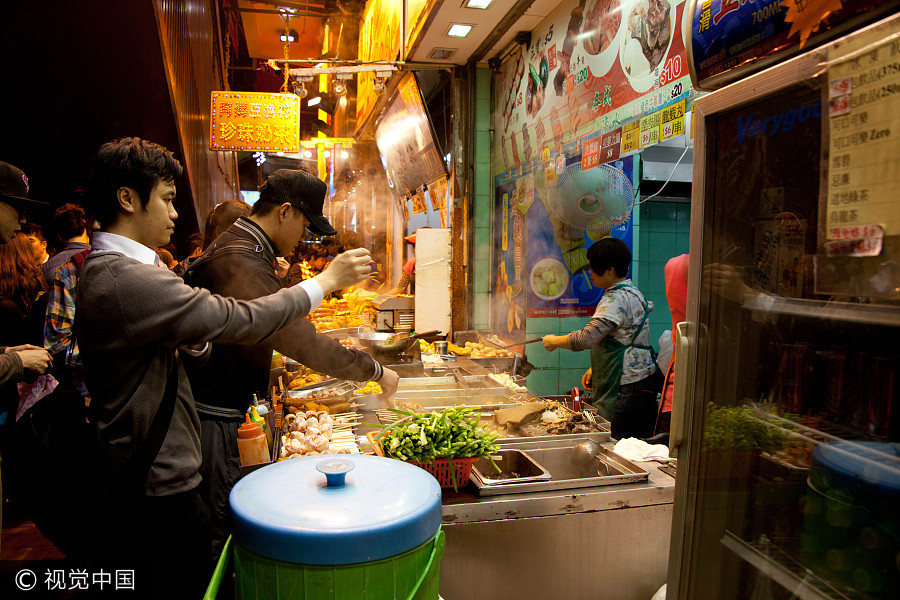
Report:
237,414,269,467
249,395,273,449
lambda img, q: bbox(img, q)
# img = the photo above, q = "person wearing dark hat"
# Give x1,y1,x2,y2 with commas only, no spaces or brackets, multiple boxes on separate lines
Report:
0,161,48,243
182,167,399,560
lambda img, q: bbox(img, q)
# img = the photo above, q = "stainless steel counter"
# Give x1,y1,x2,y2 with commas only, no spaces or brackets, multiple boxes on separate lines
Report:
437,448,675,600
359,367,675,600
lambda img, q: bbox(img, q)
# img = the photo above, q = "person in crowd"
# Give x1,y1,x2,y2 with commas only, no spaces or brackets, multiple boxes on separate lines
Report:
285,241,328,287
41,202,91,284
152,246,177,269
657,253,688,435
0,232,48,346
21,222,50,267
0,161,43,243
75,138,376,596
387,232,420,296
184,232,203,259
0,161,52,549
183,168,399,559
541,238,662,439
323,236,339,265
172,233,204,276
203,199,252,250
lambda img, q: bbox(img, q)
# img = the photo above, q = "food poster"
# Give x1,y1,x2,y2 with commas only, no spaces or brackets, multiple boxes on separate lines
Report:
493,0,692,178
494,156,635,334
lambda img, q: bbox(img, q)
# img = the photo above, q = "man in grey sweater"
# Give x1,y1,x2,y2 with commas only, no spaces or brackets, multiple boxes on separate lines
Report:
75,138,373,596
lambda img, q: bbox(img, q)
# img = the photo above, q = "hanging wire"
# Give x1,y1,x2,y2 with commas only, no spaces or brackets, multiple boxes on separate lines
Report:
280,15,292,93
635,146,690,205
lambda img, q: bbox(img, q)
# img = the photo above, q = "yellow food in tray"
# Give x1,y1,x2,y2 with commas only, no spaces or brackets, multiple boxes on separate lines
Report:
456,341,514,358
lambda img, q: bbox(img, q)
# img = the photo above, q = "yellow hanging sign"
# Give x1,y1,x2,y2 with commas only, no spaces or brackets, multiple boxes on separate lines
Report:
209,92,299,153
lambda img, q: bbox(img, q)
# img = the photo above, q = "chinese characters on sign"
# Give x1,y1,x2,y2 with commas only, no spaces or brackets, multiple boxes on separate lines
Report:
210,92,299,153
826,37,900,235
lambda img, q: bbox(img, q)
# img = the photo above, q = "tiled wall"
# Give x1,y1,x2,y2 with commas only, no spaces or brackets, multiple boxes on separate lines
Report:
636,200,691,346
473,68,493,329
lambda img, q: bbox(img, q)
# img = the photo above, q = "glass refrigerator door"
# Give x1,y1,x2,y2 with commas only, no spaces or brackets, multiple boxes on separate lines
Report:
669,14,900,600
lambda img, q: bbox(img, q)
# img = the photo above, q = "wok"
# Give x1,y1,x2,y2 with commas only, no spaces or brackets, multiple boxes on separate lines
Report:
348,327,440,354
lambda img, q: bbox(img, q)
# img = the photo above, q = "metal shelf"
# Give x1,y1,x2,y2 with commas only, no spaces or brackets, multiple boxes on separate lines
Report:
742,296,900,328
721,531,851,600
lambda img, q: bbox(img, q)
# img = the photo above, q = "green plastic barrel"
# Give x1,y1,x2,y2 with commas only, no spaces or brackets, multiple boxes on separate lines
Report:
218,455,445,600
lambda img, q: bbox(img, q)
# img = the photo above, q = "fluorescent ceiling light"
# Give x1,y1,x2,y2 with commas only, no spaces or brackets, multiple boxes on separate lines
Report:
465,0,492,8
447,24,473,38
308,96,321,107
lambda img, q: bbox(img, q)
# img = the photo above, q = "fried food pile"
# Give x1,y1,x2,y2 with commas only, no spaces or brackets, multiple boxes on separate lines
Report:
308,290,372,331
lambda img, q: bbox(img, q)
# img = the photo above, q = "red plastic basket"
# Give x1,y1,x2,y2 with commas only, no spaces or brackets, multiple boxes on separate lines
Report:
367,431,478,490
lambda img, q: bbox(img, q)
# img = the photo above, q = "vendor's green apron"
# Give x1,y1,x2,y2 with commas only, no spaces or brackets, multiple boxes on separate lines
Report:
590,283,654,420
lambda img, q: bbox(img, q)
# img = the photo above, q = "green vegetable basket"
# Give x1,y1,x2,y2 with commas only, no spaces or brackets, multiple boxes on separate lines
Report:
368,430,478,490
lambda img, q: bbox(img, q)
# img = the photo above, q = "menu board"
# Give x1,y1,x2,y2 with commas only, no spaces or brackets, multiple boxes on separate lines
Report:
826,28,900,241
493,0,692,179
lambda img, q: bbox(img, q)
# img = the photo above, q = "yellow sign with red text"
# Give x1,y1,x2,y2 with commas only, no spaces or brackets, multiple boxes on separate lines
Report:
209,92,299,152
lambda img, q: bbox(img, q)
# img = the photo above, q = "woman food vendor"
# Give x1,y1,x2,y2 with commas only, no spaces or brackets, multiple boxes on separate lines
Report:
541,238,662,439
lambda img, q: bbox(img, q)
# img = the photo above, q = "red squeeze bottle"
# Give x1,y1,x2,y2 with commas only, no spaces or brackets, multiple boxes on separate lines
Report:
571,387,582,412
237,414,269,467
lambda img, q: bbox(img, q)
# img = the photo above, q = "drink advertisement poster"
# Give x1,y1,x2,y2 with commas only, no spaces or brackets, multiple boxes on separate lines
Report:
494,156,635,334
493,0,691,177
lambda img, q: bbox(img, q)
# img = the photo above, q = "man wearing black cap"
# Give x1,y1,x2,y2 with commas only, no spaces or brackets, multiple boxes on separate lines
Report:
183,168,399,559
0,160,48,242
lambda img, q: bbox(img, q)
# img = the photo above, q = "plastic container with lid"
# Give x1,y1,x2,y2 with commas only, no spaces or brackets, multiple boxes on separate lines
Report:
237,414,269,467
802,441,900,596
228,454,444,599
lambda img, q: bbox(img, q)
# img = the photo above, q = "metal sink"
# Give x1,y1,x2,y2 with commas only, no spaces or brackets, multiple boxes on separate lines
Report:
471,439,649,496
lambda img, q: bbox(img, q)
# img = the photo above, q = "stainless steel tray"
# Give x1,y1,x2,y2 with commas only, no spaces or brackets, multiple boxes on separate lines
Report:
496,430,611,446
471,441,649,496
471,449,551,485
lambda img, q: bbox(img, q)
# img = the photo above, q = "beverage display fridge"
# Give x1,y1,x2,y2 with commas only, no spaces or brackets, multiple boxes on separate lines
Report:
668,12,900,600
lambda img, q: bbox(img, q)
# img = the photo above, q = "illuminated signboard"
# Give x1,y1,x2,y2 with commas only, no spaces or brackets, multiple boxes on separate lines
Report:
209,91,300,153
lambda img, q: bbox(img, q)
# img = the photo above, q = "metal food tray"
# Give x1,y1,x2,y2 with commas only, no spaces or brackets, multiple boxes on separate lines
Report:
471,440,649,496
470,449,551,486
284,379,357,400
496,430,611,446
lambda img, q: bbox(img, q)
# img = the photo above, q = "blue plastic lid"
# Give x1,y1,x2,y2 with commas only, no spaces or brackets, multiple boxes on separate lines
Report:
812,441,900,493
230,455,442,565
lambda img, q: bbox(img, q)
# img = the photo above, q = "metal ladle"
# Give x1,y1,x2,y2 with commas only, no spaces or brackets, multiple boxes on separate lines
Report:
570,440,610,476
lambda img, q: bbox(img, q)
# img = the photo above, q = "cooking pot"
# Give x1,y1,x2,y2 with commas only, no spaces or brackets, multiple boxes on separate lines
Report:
349,326,438,354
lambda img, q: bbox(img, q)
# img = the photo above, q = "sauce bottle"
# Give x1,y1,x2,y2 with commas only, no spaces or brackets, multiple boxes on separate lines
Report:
237,414,269,467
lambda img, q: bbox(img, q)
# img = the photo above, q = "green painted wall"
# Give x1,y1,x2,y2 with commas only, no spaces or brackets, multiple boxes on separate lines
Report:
473,68,493,329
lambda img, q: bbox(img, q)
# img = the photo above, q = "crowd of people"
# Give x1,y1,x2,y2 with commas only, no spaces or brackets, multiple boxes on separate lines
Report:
0,138,399,598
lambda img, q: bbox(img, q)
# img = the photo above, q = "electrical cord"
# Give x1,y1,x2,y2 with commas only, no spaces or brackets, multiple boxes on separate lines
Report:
635,146,690,205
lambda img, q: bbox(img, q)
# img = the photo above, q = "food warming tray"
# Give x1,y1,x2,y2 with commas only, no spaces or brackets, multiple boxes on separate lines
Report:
470,449,552,485
470,440,649,496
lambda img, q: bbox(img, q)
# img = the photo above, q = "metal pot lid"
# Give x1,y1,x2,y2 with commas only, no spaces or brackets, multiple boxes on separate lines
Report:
230,455,442,565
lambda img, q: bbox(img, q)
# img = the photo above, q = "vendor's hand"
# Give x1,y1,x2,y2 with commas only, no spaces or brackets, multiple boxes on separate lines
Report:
582,368,593,390
274,256,290,279
18,348,52,374
314,248,373,295
704,263,754,304
377,368,400,408
542,334,566,351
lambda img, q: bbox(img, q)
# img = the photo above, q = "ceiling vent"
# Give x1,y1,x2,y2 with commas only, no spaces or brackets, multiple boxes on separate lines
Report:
429,47,457,60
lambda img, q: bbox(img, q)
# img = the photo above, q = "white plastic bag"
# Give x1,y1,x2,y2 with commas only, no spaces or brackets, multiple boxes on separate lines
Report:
657,330,673,373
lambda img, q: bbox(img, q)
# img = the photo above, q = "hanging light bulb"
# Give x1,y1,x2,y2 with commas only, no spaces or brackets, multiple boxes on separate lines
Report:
332,79,346,96
293,79,307,98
